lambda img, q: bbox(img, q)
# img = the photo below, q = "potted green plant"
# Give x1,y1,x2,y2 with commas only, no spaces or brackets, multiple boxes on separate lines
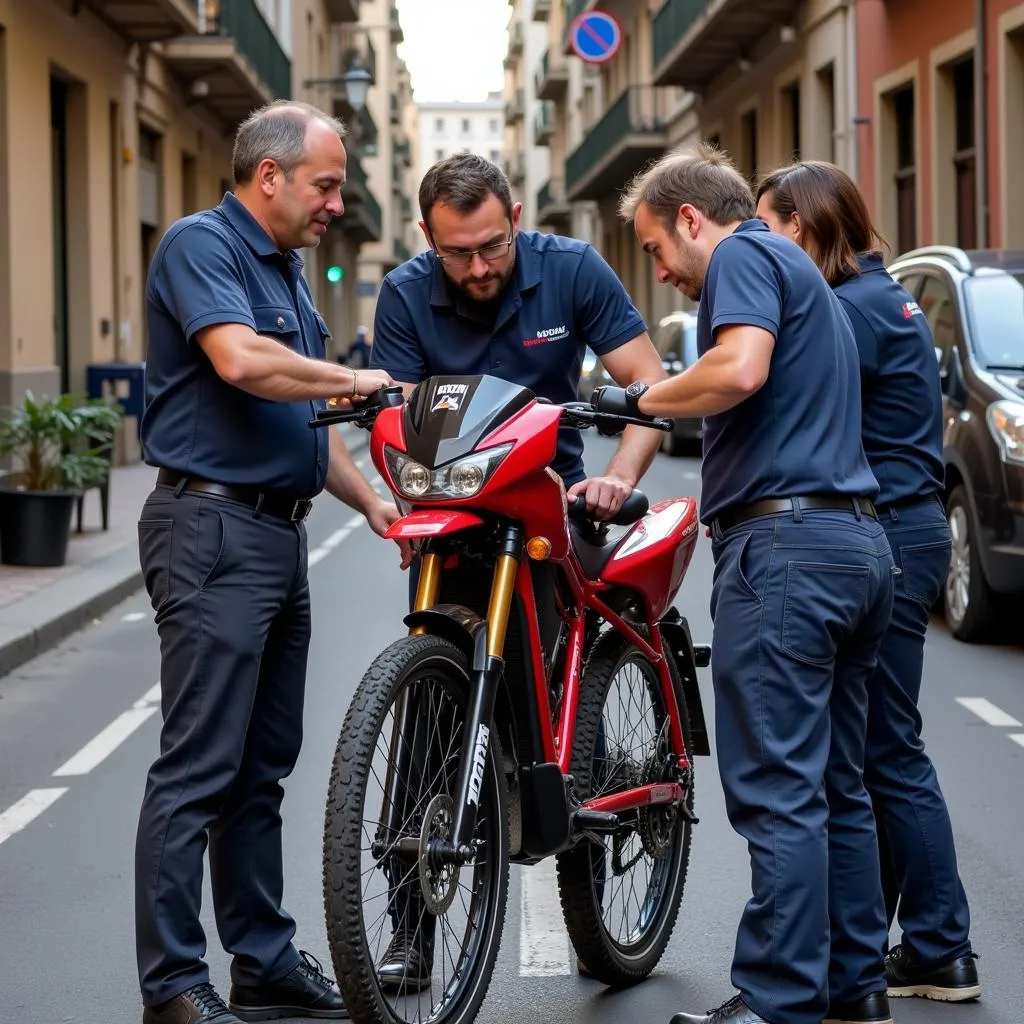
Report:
0,391,124,567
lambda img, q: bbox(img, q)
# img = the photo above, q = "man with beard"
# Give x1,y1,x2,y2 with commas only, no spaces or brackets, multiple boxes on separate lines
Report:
591,144,897,1024
135,100,410,1024
367,151,667,989
370,152,666,519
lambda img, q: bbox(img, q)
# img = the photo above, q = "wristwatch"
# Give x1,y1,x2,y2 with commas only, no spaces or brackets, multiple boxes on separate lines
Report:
624,381,650,414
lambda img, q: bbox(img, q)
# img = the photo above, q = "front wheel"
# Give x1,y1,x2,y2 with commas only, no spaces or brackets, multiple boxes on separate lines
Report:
323,634,509,1024
945,485,996,642
556,629,695,986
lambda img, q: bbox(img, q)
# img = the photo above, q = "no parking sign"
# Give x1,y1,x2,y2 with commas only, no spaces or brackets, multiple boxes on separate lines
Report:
568,9,622,65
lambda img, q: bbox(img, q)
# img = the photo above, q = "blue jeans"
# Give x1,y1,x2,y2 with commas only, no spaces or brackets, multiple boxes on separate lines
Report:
710,509,895,1024
865,497,972,965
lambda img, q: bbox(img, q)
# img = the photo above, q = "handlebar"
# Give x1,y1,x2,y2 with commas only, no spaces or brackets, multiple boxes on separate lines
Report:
567,490,650,525
306,388,675,438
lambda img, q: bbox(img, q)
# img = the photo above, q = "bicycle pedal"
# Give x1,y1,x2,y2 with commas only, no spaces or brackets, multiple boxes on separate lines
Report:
571,809,619,834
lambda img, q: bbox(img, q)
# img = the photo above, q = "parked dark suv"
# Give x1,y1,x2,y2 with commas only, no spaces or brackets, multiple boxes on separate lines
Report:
886,246,1024,642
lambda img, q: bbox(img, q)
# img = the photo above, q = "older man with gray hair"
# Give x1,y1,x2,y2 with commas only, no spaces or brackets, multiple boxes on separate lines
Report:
134,99,405,1024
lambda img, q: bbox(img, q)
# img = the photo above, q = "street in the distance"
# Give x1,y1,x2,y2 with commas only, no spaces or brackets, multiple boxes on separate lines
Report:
0,436,1022,1023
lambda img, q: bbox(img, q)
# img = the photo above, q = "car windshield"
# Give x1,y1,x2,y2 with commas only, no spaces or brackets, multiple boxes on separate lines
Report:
963,272,1024,369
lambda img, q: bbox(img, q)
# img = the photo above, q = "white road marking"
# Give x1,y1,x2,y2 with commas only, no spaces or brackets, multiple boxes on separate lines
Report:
0,789,69,847
955,697,1022,728
52,706,159,777
134,683,162,709
122,612,146,622
519,860,571,976
1009,734,1024,750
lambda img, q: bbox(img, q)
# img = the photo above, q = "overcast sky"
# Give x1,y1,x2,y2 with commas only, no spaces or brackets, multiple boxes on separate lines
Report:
394,0,509,101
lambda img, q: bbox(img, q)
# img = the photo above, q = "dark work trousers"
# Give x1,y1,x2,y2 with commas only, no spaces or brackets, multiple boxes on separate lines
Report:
863,497,972,965
134,484,310,1007
709,509,896,1024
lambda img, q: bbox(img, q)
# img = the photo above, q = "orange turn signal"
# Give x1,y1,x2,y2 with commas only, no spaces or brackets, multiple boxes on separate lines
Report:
526,536,552,560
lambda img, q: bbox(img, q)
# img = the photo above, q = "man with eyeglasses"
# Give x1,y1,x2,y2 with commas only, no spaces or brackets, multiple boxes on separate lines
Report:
367,152,667,991
369,152,666,520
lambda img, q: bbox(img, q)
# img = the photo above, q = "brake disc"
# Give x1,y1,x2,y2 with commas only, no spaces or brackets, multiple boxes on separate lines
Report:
418,794,459,915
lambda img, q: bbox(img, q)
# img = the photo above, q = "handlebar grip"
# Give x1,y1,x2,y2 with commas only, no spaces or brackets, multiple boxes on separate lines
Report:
567,490,649,526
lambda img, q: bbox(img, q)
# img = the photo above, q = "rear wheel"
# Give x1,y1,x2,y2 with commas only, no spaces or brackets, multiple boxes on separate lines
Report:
323,635,509,1024
555,630,695,986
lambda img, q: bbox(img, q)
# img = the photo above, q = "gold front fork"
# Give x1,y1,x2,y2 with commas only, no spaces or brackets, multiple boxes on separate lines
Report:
410,551,442,633
485,552,519,659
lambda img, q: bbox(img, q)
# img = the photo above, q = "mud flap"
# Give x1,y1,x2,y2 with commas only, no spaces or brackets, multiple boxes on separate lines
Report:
659,610,711,757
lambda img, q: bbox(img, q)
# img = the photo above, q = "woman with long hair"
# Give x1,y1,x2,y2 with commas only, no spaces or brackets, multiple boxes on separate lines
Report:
754,161,980,1006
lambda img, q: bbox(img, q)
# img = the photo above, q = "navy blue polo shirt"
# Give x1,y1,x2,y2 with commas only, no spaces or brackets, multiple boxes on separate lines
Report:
834,254,944,508
698,220,878,523
369,230,646,484
141,192,329,497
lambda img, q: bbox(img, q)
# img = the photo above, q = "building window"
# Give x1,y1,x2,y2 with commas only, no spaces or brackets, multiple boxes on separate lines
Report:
435,117,445,134
953,57,977,249
490,149,500,163
893,85,917,254
815,63,836,163
435,148,445,161
781,81,801,161
490,118,499,134
740,109,758,181
462,117,471,134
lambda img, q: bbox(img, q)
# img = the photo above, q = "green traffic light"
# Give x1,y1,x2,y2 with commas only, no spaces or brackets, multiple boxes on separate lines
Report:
326,265,343,284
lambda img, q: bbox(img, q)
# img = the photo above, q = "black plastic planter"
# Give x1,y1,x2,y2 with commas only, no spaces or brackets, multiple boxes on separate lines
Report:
0,485,78,567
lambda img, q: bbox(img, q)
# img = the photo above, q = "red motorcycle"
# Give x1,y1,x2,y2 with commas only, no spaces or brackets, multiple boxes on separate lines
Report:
310,375,710,1024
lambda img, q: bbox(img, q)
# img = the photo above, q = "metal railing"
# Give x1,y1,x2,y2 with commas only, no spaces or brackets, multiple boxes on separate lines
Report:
537,177,566,211
199,0,291,99
566,86,669,191
652,0,707,71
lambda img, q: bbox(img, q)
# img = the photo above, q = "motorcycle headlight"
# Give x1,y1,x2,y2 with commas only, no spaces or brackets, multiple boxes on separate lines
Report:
383,444,513,500
986,400,1024,464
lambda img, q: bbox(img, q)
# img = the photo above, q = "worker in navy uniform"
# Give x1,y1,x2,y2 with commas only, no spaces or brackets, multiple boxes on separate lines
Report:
600,144,897,1024
368,152,668,988
756,160,980,1004
135,100,410,1024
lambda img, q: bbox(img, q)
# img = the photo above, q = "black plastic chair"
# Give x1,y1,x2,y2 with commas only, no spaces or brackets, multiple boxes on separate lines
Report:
75,435,114,533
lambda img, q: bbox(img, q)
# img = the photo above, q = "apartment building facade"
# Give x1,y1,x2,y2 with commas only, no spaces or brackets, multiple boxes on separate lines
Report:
504,0,551,225
514,0,1024,336
856,0,1024,253
417,96,506,176
0,0,403,455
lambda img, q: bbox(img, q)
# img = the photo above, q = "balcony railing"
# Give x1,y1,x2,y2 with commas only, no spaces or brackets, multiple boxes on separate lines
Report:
533,0,551,22
652,0,706,73
562,0,595,52
505,87,525,123
199,0,291,99
537,177,571,225
534,100,555,145
566,86,670,199
535,46,569,100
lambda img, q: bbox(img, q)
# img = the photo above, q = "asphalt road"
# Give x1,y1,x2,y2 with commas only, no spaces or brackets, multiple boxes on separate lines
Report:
1,436,1022,1024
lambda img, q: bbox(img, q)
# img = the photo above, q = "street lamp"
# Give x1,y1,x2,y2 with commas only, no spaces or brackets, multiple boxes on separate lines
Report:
341,64,372,113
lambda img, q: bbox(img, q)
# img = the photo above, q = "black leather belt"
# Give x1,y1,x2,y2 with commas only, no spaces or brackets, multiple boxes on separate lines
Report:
713,495,878,534
157,469,313,522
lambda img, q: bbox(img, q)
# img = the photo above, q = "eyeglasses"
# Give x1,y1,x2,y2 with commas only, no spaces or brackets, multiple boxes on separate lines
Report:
434,232,514,269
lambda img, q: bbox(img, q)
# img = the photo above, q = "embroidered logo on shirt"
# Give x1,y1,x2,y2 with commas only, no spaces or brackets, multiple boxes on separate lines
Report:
901,301,923,319
523,324,569,347
431,382,468,412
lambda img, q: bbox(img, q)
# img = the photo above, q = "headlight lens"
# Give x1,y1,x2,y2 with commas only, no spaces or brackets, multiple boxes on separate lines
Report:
986,400,1024,464
398,460,431,496
383,443,513,500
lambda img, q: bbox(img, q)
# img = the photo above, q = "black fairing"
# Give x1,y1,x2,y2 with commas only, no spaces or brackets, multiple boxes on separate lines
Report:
403,375,535,467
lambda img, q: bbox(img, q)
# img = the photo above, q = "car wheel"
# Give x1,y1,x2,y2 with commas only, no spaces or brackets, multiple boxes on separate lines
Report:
944,485,997,643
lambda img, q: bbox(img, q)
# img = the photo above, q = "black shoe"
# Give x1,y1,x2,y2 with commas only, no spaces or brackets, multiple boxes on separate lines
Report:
885,943,981,1002
229,951,347,1021
143,984,242,1024
670,994,770,1024
824,990,893,1023
377,929,433,993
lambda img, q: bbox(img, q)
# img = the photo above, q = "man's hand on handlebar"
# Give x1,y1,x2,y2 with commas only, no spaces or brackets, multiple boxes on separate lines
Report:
567,474,634,521
590,382,650,418
328,368,394,409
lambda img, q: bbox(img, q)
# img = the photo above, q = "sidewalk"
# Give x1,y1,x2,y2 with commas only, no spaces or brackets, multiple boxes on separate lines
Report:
0,425,369,679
